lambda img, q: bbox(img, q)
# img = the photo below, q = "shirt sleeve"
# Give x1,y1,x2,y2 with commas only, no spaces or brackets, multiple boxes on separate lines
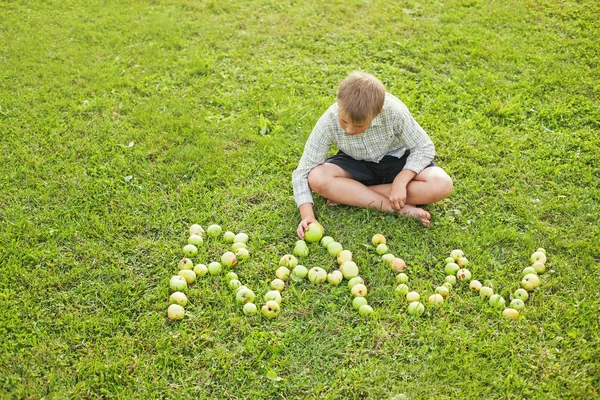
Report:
395,107,435,174
292,112,334,208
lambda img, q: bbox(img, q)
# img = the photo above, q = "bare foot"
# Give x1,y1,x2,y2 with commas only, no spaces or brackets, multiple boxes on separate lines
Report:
398,204,431,227
326,199,340,207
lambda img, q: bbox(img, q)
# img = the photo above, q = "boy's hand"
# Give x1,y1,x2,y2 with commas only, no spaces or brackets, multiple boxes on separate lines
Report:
389,182,408,211
297,216,319,239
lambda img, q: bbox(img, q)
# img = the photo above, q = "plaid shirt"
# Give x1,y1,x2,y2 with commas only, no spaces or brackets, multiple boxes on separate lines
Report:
292,93,435,207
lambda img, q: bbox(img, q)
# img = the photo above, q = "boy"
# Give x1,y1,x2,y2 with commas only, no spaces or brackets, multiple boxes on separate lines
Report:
292,71,453,239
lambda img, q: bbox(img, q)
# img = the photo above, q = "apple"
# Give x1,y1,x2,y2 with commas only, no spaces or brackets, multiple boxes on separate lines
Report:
188,234,203,247
456,268,471,281
243,302,257,316
320,236,334,248
208,261,222,276
279,254,299,269
221,252,238,267
521,266,537,276
347,276,364,289
395,284,409,297
178,258,193,270
167,304,185,320
307,267,327,284
189,224,204,237
207,224,222,238
381,253,395,266
228,279,242,290
445,262,460,275
428,293,444,305
327,270,343,285
304,222,324,243
445,275,457,286
512,288,529,302
264,290,282,304
337,250,353,265
226,272,238,281
327,242,343,257
488,294,506,308
396,273,409,284
193,264,208,277
291,265,308,281
169,276,187,292
450,249,464,261
376,243,389,255
352,296,368,310
275,266,291,281
457,257,469,267
340,261,359,279
391,258,407,272
531,262,545,274
183,244,198,258
509,298,525,310
231,242,248,252
442,282,453,290
502,308,519,320
223,231,235,243
469,280,482,292
407,302,425,316
351,283,368,297
294,241,309,257
235,248,250,261
521,274,541,291
435,286,450,298
169,291,188,307
530,251,546,265
235,285,249,293
480,286,494,299
178,269,196,284
234,232,249,244
261,300,280,318
536,247,546,255
358,304,373,316
270,278,285,291
444,257,455,264
406,291,420,303
236,288,256,304
372,233,386,246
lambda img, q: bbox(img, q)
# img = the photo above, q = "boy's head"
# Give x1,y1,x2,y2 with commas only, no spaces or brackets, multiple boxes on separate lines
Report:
337,72,386,135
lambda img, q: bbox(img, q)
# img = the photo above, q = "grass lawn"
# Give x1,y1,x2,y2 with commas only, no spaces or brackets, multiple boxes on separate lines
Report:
1,0,599,398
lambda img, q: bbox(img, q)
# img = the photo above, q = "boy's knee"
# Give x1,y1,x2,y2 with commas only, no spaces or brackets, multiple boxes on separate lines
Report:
436,174,453,197
307,167,328,194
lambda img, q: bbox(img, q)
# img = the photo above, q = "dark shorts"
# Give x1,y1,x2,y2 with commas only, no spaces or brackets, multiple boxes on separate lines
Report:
325,151,438,186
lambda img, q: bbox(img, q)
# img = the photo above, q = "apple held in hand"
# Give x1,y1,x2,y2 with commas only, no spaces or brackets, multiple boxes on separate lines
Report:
221,252,238,267
340,261,359,279
167,304,185,321
521,274,541,291
170,276,188,292
178,258,193,270
169,292,188,307
304,222,324,243
279,255,299,269
207,224,222,238
352,296,368,310
307,267,327,284
275,266,291,281
243,302,257,316
327,270,343,286
188,234,203,247
407,302,425,316
261,300,281,319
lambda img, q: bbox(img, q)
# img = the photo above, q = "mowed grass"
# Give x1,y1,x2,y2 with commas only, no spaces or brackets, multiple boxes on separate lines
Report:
1,0,599,398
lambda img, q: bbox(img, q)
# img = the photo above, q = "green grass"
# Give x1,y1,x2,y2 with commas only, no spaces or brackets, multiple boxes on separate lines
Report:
1,0,599,398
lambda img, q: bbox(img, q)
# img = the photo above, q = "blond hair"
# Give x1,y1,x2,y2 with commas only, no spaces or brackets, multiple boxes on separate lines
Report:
337,72,386,123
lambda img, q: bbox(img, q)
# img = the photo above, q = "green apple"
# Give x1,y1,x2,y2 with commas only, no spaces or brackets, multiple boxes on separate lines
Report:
193,264,208,277
358,304,373,316
530,251,546,265
469,280,482,292
450,249,464,261
456,268,471,281
188,234,203,247
236,288,255,304
304,222,324,243
376,243,389,255
512,288,529,302
395,273,409,284
178,269,196,284
235,285,249,293
169,291,188,307
444,257,455,264
395,284,409,297
275,266,291,281
445,275,457,286
235,248,250,261
502,308,519,320
208,261,222,276
170,275,187,292
521,273,541,291
428,293,444,305
509,298,525,310
521,266,537,276
264,290,282,304
347,276,364,289
531,262,545,274
182,244,198,258
480,286,494,299
233,232,249,244
167,304,185,320
340,261,359,279
350,283,368,297
243,302,257,316
391,258,407,272
327,270,343,285
231,242,248,252
435,286,450,298
536,247,546,255
327,241,343,257
445,262,460,275
207,224,222,238
221,251,238,267
279,254,298,269
294,241,309,257
261,300,280,318
178,258,193,270
457,257,469,267
270,278,285,291
337,250,353,265
381,253,395,266
488,294,506,308
442,282,453,290
406,291,420,303
320,236,334,248
189,224,204,237
407,301,425,316
352,296,368,310
228,279,242,290
225,271,238,281
372,233,386,246
291,265,308,281
223,231,235,243
307,267,327,284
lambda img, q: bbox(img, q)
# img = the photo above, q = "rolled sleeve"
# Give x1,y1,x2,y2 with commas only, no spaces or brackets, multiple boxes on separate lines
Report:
396,110,435,174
